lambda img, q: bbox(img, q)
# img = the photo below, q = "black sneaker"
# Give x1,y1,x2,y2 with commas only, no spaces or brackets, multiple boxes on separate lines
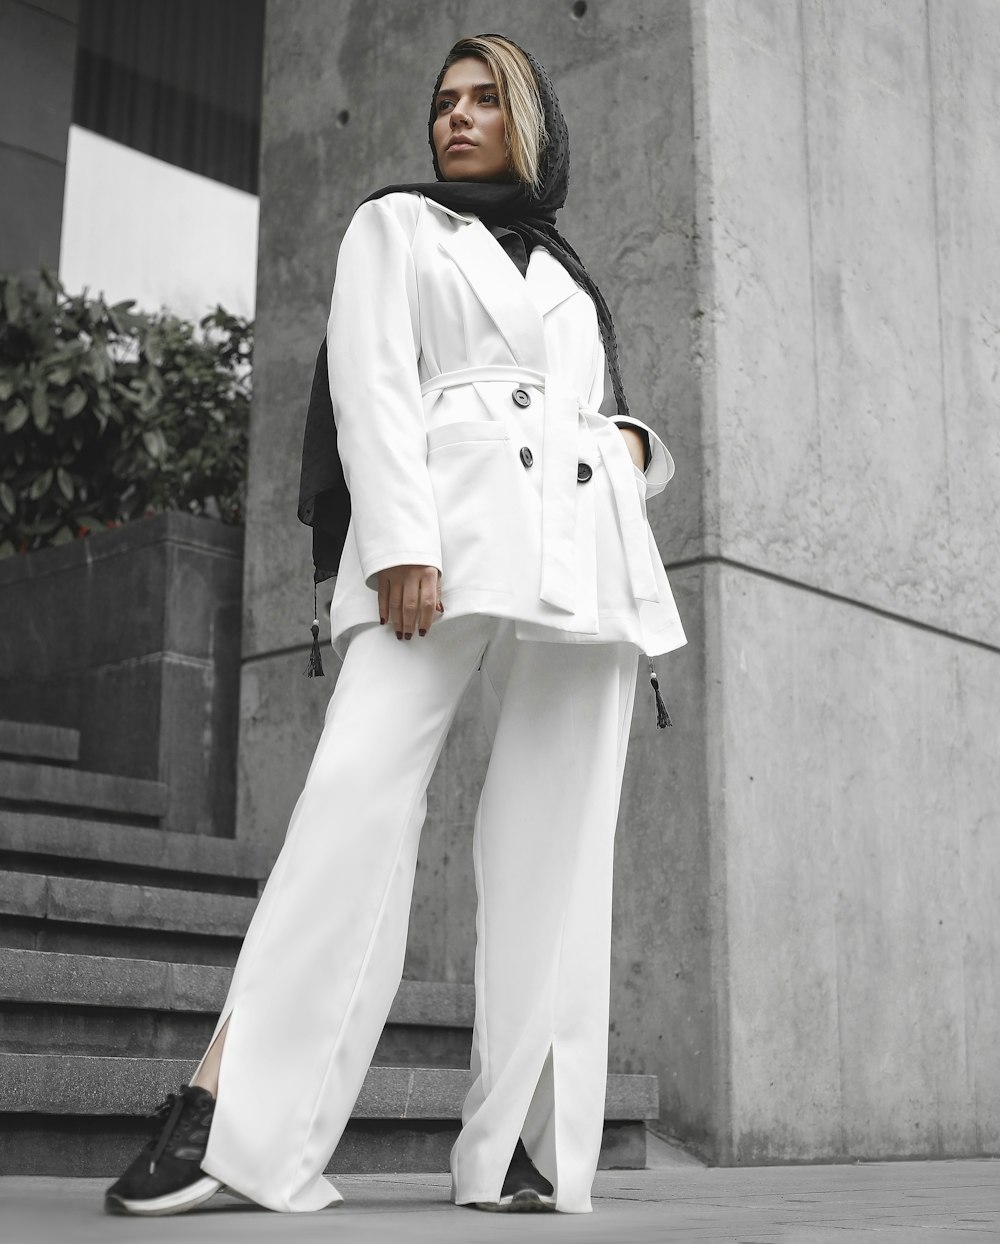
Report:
474,1138,556,1212
104,1085,223,1216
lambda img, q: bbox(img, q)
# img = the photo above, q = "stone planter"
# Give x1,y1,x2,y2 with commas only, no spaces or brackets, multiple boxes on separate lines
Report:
0,512,243,836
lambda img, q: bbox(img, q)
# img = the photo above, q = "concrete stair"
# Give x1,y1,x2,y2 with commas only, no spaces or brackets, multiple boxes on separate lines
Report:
0,867,257,965
0,759,169,824
0,722,80,764
0,719,659,1176
0,1051,655,1177
0,948,475,1067
0,811,271,894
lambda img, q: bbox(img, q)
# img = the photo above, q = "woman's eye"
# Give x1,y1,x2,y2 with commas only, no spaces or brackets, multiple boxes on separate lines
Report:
436,99,452,112
481,92,499,105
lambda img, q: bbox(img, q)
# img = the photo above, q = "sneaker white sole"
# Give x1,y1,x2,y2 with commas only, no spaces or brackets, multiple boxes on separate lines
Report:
474,1189,556,1213
105,1175,223,1217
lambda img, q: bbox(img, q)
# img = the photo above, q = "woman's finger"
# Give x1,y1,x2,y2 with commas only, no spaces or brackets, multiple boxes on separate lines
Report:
400,568,420,639
387,575,403,638
417,569,437,636
377,573,389,625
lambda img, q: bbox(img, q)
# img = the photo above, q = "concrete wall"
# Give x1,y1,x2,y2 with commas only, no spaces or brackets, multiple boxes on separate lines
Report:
242,0,1000,1163
0,0,78,276
690,0,1000,1159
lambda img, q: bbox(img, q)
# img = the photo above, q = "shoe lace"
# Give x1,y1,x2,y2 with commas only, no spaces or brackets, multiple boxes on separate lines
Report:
146,1090,189,1175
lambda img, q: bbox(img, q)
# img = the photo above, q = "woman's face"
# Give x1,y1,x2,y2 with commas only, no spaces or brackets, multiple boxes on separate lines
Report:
432,56,511,182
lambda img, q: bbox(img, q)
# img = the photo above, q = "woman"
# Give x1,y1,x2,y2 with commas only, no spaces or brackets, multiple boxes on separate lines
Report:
104,33,686,1219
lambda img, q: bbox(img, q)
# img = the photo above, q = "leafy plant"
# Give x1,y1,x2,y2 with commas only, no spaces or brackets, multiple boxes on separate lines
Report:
0,268,252,558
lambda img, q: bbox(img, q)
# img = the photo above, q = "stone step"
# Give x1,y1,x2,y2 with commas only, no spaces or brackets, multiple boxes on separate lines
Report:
0,811,273,897
0,870,255,965
2,1052,658,1118
0,760,168,823
0,1053,655,1175
0,948,475,1022
0,721,80,764
0,948,474,1067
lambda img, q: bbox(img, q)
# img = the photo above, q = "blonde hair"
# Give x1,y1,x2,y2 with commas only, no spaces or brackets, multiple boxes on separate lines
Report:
439,35,547,192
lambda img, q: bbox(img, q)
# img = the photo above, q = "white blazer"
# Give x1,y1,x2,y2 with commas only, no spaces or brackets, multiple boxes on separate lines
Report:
326,191,687,663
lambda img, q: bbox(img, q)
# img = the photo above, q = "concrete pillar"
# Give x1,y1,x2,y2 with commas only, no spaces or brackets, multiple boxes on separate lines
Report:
683,0,1000,1160
0,0,78,276
240,0,1000,1162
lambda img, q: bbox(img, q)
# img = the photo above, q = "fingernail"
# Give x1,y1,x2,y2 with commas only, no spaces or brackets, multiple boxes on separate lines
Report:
419,628,426,637
404,632,412,640
396,631,403,640
380,616,386,625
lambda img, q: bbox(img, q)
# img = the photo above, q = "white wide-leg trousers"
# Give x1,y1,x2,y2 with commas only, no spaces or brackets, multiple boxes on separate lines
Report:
191,612,639,1213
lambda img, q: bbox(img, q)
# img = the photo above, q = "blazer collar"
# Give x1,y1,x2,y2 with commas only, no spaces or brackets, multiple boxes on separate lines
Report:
423,196,477,223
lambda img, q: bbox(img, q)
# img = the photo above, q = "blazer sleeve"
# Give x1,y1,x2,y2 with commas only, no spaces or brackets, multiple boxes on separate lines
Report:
327,196,442,591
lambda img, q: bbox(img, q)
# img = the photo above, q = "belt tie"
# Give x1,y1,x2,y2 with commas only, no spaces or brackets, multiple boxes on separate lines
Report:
420,366,660,612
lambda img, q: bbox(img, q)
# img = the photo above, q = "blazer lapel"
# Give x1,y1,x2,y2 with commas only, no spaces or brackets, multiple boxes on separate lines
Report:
525,245,584,320
436,218,548,371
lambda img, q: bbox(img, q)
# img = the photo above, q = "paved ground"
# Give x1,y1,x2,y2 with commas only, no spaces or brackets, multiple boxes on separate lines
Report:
3,1136,998,1244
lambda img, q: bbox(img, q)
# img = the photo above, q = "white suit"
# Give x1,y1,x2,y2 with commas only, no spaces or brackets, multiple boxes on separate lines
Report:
191,192,687,1215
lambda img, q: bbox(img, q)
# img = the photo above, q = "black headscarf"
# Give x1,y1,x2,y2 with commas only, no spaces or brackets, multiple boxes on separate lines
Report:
298,35,630,585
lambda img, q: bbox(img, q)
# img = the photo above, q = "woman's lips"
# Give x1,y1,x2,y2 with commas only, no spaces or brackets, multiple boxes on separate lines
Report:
447,140,475,152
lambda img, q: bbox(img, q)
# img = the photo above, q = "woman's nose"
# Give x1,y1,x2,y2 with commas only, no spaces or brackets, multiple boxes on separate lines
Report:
450,102,471,126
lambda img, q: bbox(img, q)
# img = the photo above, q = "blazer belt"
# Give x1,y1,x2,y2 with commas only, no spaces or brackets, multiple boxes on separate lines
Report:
420,366,660,612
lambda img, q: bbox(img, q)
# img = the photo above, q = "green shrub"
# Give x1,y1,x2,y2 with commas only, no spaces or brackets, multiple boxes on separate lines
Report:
0,268,252,558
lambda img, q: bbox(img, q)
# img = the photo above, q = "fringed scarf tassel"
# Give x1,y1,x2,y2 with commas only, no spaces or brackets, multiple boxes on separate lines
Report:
305,583,325,678
646,657,672,729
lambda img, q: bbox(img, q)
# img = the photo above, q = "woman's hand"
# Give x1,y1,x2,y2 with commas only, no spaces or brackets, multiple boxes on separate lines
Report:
618,425,647,472
377,565,443,640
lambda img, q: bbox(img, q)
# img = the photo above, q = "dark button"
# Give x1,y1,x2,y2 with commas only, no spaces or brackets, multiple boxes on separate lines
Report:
577,461,593,483
512,387,531,408
519,445,534,468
